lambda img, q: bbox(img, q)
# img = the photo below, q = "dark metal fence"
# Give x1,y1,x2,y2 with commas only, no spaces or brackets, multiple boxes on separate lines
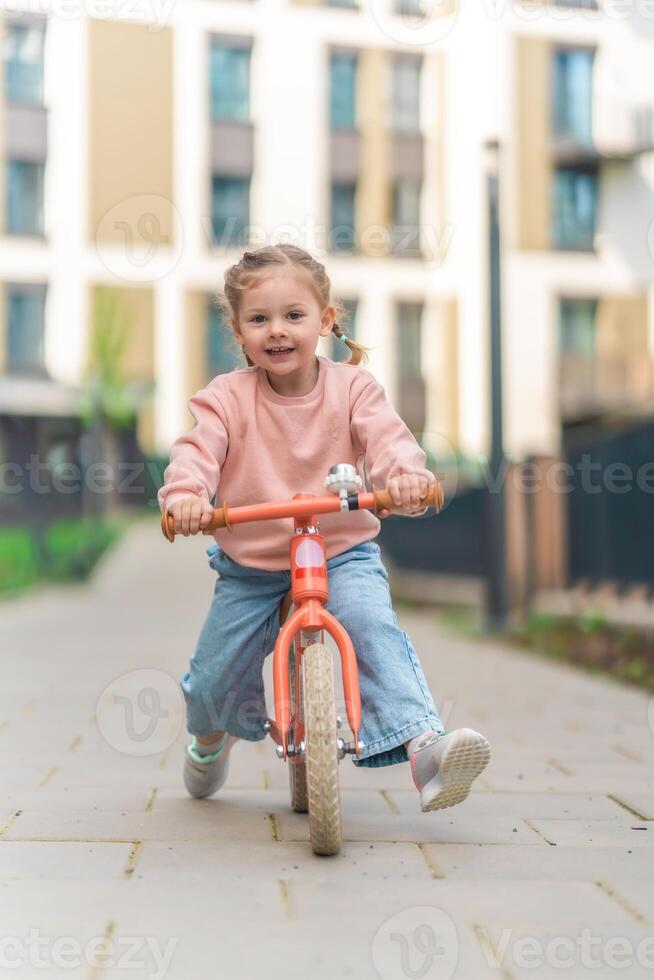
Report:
565,418,654,587
378,483,487,577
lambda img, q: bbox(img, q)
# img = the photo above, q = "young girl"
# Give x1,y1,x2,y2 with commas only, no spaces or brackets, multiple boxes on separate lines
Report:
158,243,490,813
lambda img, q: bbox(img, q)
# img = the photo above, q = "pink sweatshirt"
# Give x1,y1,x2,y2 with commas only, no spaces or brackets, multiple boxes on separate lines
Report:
158,355,436,571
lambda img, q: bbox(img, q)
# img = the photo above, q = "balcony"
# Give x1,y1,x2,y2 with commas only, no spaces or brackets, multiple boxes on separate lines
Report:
592,100,654,162
552,97,654,166
559,352,654,419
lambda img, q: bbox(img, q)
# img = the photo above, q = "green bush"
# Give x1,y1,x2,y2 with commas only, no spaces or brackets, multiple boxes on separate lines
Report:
0,528,39,594
41,518,121,580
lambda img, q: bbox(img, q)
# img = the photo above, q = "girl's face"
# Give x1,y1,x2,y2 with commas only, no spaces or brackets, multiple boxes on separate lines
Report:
231,268,335,376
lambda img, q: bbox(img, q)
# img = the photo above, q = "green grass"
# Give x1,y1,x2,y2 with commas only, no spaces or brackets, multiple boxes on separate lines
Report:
0,527,39,594
41,517,123,581
0,514,134,598
426,602,654,693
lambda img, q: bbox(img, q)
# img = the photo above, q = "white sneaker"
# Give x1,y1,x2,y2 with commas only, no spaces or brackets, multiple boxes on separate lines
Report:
183,733,238,799
409,728,491,813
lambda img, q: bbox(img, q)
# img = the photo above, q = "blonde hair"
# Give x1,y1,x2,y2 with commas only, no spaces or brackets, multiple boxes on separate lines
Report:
213,243,371,368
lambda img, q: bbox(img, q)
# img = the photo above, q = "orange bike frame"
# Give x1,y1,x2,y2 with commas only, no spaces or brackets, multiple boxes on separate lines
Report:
266,493,362,762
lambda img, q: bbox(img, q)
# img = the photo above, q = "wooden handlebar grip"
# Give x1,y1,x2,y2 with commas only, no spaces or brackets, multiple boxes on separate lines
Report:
373,480,444,514
161,506,231,542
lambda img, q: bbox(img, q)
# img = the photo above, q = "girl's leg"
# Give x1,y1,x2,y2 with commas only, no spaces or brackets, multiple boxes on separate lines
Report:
324,540,445,768
181,546,291,741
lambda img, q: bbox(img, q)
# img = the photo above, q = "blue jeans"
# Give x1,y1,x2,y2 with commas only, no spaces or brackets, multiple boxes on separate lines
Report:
181,539,444,768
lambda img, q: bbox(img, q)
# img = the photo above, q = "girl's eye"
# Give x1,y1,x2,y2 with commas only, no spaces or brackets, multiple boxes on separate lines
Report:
248,312,303,322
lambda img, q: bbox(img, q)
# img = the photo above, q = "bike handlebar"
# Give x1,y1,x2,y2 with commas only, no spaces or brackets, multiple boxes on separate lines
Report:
161,482,444,542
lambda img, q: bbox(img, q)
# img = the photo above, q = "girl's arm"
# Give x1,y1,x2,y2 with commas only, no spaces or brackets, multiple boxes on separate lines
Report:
350,375,436,517
157,386,230,515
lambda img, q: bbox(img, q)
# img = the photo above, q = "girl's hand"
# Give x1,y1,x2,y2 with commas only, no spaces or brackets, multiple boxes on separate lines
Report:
377,473,432,519
168,495,215,536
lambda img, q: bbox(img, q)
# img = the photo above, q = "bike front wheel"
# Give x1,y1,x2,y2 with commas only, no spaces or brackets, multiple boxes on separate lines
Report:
302,642,343,856
288,641,308,813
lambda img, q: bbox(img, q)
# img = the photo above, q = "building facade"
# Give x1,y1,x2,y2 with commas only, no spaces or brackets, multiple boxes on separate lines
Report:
0,0,652,477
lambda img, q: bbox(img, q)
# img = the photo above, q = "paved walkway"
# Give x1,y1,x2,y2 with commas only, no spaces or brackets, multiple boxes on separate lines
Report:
1,516,653,979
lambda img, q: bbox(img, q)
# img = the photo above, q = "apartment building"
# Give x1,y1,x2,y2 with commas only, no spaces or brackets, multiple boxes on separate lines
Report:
0,0,652,478
503,2,654,457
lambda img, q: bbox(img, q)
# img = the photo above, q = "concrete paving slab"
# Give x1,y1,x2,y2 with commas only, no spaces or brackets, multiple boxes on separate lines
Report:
134,839,432,883
1,841,132,879
386,790,627,820
282,878,632,928
527,819,652,847
421,843,653,881
275,808,544,845
609,794,654,820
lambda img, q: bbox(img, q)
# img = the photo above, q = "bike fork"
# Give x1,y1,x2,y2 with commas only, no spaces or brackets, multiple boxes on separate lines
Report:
269,628,361,761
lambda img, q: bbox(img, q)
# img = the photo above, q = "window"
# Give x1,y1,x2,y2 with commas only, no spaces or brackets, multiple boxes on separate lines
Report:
553,165,598,250
397,302,422,380
210,41,251,122
394,0,424,15
553,48,594,145
560,298,596,356
396,302,425,436
392,180,421,255
6,285,47,374
391,57,421,133
329,182,356,253
4,21,44,104
329,53,357,129
331,299,358,362
207,302,240,378
211,175,250,247
559,298,597,401
6,160,44,236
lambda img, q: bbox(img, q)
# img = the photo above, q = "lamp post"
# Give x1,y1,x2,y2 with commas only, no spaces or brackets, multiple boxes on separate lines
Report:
484,139,507,631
